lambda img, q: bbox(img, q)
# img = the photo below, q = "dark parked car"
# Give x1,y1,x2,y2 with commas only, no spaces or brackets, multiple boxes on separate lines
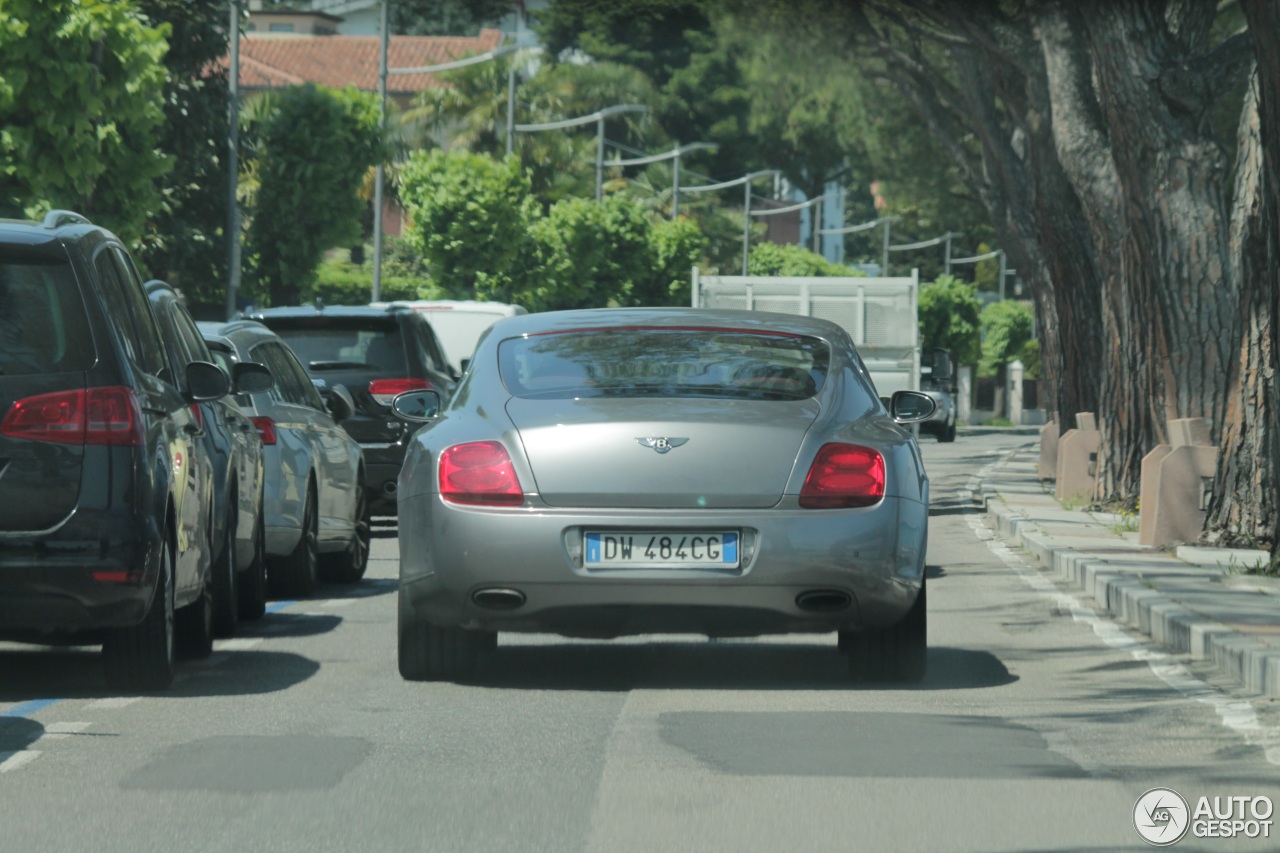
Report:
390,308,938,683
917,348,957,442
199,320,368,595
0,211,229,690
249,304,458,516
146,282,273,635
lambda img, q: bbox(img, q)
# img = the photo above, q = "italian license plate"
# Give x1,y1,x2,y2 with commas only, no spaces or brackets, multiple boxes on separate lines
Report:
584,531,739,569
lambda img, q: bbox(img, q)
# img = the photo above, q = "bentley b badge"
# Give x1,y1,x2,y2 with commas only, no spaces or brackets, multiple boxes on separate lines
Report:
636,437,689,454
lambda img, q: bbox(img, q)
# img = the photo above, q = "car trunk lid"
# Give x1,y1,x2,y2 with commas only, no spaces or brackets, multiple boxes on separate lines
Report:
505,397,821,509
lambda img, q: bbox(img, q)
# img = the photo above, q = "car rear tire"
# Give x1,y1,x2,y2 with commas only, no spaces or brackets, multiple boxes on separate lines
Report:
398,616,487,682
320,486,370,584
177,584,215,660
103,537,176,691
841,581,927,683
238,506,268,621
210,505,239,638
939,419,956,443
270,485,317,599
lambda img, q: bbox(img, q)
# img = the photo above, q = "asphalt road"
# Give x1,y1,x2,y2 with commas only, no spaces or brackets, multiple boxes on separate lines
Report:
3,433,1279,852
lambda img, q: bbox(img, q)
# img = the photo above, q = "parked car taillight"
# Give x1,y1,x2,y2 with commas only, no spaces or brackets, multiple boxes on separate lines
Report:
369,378,432,407
249,416,277,445
1,387,144,447
438,441,523,506
799,443,885,509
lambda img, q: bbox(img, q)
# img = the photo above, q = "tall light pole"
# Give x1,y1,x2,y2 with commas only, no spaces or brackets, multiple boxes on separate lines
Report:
515,104,648,201
371,12,543,300
819,215,901,276
888,230,965,276
680,170,780,274
607,142,718,218
372,0,390,302
224,0,242,320
750,194,828,269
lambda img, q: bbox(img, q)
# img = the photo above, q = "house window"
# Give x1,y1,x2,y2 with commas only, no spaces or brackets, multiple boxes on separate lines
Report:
269,23,295,32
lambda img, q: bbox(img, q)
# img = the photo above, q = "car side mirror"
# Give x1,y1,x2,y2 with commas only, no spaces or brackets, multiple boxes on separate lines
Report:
232,361,274,395
931,348,954,384
321,384,356,423
390,389,442,422
459,357,470,374
186,361,231,402
890,390,937,424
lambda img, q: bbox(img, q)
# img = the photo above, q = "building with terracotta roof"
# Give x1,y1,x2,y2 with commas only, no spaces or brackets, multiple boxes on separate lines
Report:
230,23,505,110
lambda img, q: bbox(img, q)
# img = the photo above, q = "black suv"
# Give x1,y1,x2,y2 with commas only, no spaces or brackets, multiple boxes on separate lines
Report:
0,211,230,690
250,304,458,515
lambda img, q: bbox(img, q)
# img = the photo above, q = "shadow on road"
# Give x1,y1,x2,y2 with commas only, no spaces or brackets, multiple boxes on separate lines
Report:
465,641,1017,692
0,646,321,703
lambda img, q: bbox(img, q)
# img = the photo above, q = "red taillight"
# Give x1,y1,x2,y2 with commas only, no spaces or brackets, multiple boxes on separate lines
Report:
188,403,203,429
438,441,523,506
799,443,885,509
249,416,277,445
369,378,431,406
1,387,143,447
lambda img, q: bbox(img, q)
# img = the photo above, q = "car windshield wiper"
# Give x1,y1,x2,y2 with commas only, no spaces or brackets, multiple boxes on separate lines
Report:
308,360,373,370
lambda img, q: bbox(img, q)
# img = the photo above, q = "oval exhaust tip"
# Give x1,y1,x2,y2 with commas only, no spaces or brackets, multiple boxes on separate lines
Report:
795,589,852,613
472,588,526,610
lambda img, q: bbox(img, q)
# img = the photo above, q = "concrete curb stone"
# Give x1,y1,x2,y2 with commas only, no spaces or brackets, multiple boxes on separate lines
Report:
980,466,1280,699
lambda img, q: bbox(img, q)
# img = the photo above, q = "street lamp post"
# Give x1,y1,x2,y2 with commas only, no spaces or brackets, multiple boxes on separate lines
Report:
514,104,648,201
679,170,779,274
887,231,964,277
950,248,1017,298
819,215,901,276
371,11,544,300
607,141,717,218
749,194,828,270
225,0,242,319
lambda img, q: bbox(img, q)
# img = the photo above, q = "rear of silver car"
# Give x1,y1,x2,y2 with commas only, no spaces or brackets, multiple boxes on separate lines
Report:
396,311,931,682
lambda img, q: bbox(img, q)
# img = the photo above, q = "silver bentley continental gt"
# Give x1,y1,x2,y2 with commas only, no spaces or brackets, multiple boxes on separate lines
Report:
390,308,937,683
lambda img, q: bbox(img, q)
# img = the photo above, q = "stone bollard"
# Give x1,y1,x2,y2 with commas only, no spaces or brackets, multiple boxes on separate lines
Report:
1007,359,1024,426
1055,412,1100,503
1038,419,1060,481
1138,418,1217,549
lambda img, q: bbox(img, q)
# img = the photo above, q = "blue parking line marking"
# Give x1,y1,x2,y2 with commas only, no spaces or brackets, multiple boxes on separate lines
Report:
3,698,59,718
265,600,297,613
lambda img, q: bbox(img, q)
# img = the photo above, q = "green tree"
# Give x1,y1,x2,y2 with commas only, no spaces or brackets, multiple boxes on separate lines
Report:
537,0,754,179
0,0,170,243
134,0,232,309
640,216,705,306
244,85,383,306
918,275,981,367
747,242,864,277
978,300,1034,380
398,149,534,298
512,195,654,311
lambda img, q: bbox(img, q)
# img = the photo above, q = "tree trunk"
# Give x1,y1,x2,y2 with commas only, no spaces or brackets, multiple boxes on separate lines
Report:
1209,0,1280,551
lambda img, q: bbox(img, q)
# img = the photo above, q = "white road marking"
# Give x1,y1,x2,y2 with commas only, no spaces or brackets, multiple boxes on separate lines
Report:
214,638,264,652
83,697,139,711
41,722,91,740
969,459,1280,765
0,751,41,773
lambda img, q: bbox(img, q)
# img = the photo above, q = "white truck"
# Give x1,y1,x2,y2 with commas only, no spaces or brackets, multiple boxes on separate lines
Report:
691,268,956,440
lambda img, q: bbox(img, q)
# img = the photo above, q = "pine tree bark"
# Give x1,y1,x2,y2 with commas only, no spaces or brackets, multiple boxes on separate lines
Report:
1209,0,1280,551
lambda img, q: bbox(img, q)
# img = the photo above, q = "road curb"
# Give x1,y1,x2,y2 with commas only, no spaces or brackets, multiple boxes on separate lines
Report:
982,487,1280,699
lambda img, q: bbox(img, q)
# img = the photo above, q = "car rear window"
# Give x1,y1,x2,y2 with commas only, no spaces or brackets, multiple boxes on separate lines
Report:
498,326,829,401
0,252,94,375
261,318,407,375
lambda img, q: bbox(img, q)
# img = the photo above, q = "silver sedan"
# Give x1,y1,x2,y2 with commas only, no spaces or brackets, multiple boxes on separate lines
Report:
391,308,936,683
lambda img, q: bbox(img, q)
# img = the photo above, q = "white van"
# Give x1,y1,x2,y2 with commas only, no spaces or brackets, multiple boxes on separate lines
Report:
369,299,527,374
